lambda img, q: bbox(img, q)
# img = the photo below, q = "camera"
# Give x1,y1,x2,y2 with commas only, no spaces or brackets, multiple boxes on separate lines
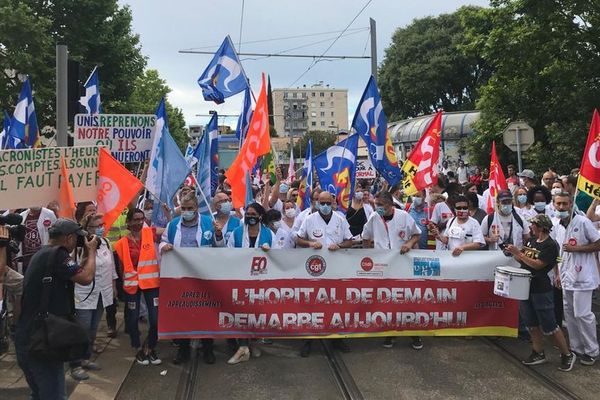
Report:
76,234,102,249
0,213,25,254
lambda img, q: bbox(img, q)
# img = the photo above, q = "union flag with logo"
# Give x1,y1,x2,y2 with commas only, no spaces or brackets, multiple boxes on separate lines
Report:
401,112,442,196
487,141,508,213
577,109,600,199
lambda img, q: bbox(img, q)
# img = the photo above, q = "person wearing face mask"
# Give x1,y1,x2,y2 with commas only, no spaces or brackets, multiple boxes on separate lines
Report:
430,183,461,249
281,200,297,231
276,200,298,249
346,185,374,237
296,192,354,356
212,192,241,243
293,189,322,233
362,191,423,351
408,190,436,250
69,214,118,381
481,190,530,251
514,187,534,220
113,208,162,367
160,192,225,365
527,186,553,219
268,167,289,213
264,209,294,249
431,195,485,256
227,203,272,364
552,192,600,366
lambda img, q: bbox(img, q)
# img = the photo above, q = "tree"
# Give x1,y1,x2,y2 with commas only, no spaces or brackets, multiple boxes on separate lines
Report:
463,0,600,173
378,6,492,121
292,130,337,159
128,69,188,151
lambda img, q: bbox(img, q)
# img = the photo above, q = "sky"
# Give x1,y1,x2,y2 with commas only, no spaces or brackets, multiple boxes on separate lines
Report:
120,0,490,129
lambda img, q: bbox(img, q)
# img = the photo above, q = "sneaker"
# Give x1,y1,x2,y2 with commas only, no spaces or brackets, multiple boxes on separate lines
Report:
411,337,424,350
70,366,89,381
107,328,117,338
558,352,576,372
136,350,149,366
300,341,312,358
148,350,162,365
522,350,546,366
227,346,250,364
382,337,394,349
579,354,596,366
81,360,102,371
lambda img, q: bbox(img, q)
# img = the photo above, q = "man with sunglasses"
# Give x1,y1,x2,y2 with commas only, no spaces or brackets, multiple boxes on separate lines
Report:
431,195,485,256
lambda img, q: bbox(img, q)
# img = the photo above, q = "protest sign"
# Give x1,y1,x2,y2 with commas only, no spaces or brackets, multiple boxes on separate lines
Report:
74,114,156,162
356,158,376,179
158,249,519,339
0,146,100,209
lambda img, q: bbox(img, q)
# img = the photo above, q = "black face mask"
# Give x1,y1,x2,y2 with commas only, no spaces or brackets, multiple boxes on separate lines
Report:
245,217,259,226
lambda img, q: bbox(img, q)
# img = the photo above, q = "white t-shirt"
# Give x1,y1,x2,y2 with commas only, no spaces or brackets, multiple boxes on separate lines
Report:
361,209,421,250
481,212,530,250
297,211,353,247
556,214,600,291
442,217,485,251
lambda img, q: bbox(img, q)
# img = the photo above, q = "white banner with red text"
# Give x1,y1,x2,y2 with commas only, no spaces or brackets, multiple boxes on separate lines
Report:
158,249,519,339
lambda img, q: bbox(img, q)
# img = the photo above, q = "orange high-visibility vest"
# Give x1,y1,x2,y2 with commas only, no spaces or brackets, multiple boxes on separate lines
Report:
114,227,159,294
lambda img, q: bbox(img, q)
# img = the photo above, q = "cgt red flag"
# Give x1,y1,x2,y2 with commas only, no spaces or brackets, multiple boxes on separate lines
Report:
96,148,144,231
577,109,600,199
58,157,76,219
487,141,508,213
226,73,271,208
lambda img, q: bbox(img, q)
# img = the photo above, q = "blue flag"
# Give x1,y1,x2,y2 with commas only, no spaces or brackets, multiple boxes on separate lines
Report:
184,143,194,162
1,111,13,150
147,98,191,225
195,128,212,215
236,88,253,140
351,76,402,186
313,135,359,213
205,113,220,196
197,36,249,104
79,67,102,114
8,77,39,148
297,139,313,211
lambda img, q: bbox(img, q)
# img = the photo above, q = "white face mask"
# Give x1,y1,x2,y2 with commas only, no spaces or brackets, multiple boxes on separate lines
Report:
551,188,561,196
284,208,296,219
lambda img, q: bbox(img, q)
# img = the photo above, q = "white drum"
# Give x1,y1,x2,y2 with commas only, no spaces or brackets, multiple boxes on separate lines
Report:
494,266,531,300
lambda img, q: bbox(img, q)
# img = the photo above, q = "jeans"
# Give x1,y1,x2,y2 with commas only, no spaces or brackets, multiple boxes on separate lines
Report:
15,339,66,400
70,297,104,368
124,287,159,349
105,299,117,330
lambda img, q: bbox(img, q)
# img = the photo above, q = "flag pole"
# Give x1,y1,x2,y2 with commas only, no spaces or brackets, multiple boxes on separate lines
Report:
196,183,216,223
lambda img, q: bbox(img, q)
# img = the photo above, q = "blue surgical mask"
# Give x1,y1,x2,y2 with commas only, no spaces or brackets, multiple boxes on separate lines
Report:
318,203,332,216
95,227,105,237
556,210,569,219
182,211,196,221
500,204,513,215
534,202,547,212
376,206,386,217
517,194,527,205
411,197,423,207
219,201,233,215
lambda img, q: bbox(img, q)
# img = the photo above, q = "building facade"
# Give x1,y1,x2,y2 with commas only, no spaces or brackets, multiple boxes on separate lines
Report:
272,82,348,138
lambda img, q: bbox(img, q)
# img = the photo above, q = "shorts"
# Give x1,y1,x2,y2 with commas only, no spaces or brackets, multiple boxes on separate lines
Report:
519,290,559,335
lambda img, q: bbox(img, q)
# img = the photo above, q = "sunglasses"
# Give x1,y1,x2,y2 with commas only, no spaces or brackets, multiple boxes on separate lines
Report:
455,206,468,210
319,202,332,206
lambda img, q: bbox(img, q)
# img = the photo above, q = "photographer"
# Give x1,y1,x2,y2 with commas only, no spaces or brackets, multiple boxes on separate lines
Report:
15,219,98,400
504,214,576,372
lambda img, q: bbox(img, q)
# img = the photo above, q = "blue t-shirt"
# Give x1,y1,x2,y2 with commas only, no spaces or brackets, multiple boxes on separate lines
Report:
180,223,199,247
408,207,429,250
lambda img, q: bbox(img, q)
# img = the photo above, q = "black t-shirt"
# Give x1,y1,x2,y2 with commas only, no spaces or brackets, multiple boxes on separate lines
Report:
16,245,81,344
346,206,368,236
519,237,559,293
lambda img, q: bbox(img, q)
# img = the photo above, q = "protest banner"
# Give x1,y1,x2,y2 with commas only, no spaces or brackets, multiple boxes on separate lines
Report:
74,113,156,162
356,158,377,179
158,249,519,339
0,146,100,209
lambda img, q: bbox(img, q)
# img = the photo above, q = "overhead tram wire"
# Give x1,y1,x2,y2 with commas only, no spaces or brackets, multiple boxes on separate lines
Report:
287,0,374,88
238,0,245,52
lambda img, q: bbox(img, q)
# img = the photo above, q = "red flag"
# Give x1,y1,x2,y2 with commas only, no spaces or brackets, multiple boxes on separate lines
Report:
96,148,144,230
400,112,442,195
577,109,600,199
226,73,271,208
488,141,508,213
58,157,76,219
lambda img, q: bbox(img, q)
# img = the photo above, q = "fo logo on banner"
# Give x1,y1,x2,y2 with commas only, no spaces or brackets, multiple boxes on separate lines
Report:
251,256,268,276
97,176,120,213
305,255,326,277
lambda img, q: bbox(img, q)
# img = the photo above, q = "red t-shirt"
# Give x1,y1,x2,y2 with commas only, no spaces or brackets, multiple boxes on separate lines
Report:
126,228,157,268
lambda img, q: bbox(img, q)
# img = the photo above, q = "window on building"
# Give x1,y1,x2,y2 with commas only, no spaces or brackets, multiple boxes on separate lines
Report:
330,101,334,107
331,111,334,117
320,121,325,127
330,92,334,97
320,102,325,107
320,111,325,117
331,121,335,126
311,121,316,127
302,92,307,98
284,92,288,99
320,92,324,97
292,92,297,98
311,112,316,117
303,122,307,128
311,92,315,97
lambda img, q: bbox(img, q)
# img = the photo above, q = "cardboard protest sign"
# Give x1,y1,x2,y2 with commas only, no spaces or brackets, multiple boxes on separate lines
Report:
0,146,100,209
356,158,377,179
74,114,156,162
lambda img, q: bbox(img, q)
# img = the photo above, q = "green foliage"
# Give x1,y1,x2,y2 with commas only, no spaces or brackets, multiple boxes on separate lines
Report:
292,130,337,159
128,69,187,151
379,6,492,121
464,0,600,173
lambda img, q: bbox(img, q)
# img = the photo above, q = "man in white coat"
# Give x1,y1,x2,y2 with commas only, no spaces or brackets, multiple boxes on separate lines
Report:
19,206,57,274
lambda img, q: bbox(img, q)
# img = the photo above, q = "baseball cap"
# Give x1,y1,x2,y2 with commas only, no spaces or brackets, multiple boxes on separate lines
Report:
48,219,88,237
497,190,513,201
518,169,535,180
528,214,553,231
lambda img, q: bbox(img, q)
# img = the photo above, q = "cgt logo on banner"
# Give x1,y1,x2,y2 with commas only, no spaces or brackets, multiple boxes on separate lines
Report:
158,249,520,339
